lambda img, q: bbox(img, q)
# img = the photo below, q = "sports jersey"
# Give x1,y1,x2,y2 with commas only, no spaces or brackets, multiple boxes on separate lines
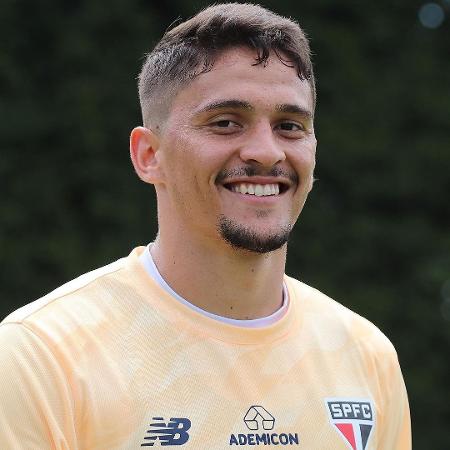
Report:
0,247,411,449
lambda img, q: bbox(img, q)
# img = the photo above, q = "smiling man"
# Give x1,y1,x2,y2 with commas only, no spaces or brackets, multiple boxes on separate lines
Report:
131,43,317,319
0,3,411,449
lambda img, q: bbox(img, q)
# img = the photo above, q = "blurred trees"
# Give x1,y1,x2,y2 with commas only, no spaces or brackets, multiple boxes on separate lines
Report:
1,0,449,447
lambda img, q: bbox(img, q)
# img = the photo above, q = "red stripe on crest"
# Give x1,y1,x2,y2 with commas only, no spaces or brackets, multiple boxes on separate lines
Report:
336,423,356,450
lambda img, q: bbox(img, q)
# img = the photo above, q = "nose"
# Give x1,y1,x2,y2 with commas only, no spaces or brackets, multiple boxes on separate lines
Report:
239,122,286,168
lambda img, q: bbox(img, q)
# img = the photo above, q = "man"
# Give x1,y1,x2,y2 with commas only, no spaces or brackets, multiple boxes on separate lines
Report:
0,3,410,449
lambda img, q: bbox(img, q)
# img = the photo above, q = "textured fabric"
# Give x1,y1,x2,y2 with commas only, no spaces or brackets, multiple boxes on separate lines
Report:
0,247,411,449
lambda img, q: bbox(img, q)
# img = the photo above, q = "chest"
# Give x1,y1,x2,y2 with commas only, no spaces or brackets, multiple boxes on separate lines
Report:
76,334,379,449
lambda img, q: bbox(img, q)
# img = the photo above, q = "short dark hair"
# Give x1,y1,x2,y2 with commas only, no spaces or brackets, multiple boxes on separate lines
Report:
138,3,315,128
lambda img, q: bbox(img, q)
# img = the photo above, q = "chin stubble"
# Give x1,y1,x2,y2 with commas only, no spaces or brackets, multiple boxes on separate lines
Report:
218,216,292,254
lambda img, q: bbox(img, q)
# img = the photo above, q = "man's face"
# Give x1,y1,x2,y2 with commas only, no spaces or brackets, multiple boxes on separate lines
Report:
155,47,316,253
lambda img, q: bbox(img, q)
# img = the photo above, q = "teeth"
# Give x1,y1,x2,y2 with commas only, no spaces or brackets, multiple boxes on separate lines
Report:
228,183,281,196
255,185,264,196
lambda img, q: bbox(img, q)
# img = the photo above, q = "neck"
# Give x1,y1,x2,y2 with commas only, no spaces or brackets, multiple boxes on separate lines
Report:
151,229,287,320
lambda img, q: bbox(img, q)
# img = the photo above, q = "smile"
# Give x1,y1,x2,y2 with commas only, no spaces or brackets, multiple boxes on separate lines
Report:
225,182,283,196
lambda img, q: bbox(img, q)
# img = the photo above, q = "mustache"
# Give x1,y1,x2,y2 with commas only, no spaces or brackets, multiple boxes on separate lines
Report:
216,166,299,185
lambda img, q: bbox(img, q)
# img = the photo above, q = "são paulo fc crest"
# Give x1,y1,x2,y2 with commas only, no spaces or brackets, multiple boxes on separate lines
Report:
325,398,375,450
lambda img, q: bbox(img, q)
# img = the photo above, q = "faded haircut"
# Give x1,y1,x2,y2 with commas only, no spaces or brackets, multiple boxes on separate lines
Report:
138,3,315,129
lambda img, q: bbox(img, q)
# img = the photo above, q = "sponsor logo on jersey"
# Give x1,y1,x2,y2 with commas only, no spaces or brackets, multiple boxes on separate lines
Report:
141,417,191,447
229,405,300,446
325,398,375,450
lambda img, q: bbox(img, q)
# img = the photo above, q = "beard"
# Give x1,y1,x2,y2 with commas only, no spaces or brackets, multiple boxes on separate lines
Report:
218,216,292,254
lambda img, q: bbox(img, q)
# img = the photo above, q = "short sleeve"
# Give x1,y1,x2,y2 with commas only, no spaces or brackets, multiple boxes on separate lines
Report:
377,346,412,449
0,322,78,449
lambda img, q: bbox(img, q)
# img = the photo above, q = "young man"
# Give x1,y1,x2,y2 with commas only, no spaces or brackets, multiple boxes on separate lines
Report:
0,4,411,449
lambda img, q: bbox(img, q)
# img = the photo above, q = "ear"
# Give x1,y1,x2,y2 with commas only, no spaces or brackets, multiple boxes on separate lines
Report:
129,126,163,184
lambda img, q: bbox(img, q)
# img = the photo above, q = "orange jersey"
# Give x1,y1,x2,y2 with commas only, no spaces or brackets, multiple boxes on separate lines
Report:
0,247,410,449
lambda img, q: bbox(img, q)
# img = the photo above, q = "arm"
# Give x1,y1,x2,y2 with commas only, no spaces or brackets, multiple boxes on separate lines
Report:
0,322,78,449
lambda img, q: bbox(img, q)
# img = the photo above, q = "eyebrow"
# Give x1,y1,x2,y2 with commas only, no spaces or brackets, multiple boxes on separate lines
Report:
276,103,313,120
196,99,312,120
196,99,254,114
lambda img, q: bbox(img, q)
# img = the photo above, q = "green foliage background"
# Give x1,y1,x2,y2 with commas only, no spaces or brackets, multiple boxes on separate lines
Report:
1,0,449,447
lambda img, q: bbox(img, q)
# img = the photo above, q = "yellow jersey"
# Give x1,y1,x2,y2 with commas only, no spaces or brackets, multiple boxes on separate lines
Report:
0,247,410,449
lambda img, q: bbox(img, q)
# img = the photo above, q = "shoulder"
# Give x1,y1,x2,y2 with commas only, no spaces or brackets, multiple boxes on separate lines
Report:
0,247,154,336
2,257,126,325
285,275,398,357
0,247,156,367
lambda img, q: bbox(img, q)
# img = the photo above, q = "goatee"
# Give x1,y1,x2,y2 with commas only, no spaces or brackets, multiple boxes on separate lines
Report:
218,216,291,254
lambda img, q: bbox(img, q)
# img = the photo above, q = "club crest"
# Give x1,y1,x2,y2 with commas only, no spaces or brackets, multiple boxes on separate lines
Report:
325,398,375,450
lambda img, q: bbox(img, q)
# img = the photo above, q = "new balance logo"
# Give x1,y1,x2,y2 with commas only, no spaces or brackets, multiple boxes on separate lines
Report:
141,417,191,447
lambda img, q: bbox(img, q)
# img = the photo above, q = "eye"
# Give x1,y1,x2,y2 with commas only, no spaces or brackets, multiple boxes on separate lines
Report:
213,120,240,128
275,121,307,139
276,122,304,131
208,118,242,134
215,120,234,128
